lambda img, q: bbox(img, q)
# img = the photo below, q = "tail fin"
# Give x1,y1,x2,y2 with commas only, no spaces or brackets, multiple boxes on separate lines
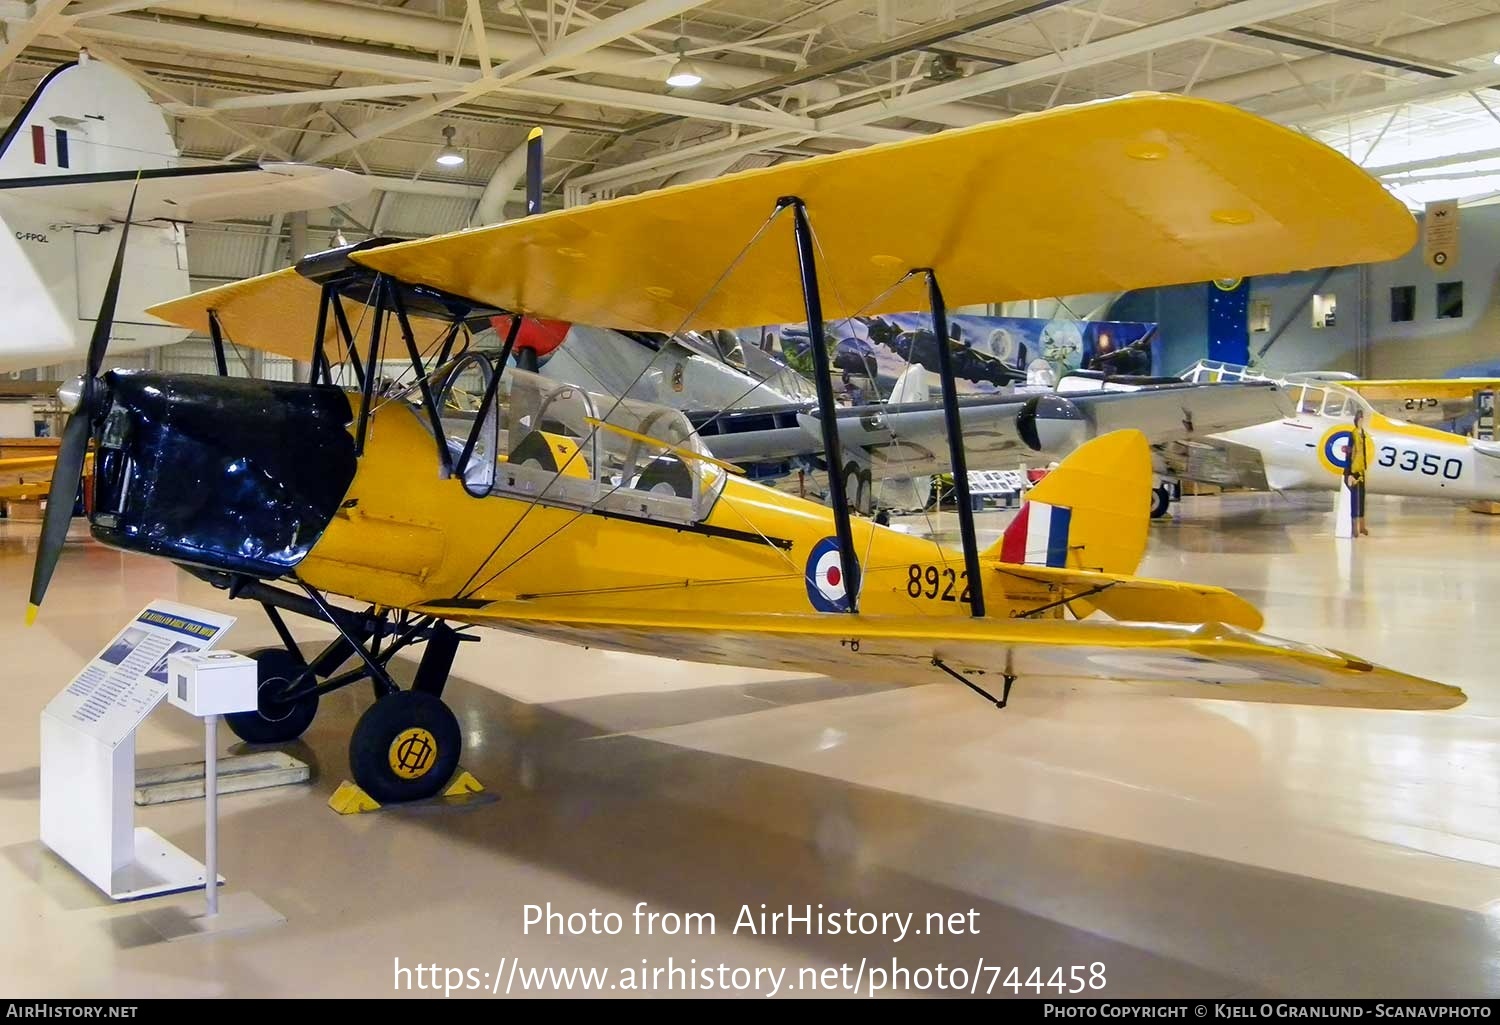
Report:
989,429,1152,576
889,363,930,404
0,57,178,180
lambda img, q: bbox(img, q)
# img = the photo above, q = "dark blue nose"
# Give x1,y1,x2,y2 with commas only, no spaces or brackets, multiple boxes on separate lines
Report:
90,371,358,579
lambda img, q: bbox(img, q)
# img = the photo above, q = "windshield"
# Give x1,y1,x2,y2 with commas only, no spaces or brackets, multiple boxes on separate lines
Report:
401,355,727,525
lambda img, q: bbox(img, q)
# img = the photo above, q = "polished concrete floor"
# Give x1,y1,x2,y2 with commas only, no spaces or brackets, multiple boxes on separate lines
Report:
2,491,1500,998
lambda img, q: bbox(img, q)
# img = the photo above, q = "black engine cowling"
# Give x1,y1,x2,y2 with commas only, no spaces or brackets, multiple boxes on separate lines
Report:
1016,393,1088,454
90,371,358,578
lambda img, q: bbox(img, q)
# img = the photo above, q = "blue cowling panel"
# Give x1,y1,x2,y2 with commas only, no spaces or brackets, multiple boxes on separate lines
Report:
90,371,357,578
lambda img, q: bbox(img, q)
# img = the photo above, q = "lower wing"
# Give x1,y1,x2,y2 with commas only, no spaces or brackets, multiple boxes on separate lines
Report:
415,602,1463,711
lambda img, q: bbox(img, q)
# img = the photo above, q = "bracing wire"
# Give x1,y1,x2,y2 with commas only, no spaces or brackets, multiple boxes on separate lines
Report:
453,204,791,600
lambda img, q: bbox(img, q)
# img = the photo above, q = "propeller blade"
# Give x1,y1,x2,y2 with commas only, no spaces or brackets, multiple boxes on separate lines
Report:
26,411,91,623
84,178,140,381
28,177,138,622
525,126,543,217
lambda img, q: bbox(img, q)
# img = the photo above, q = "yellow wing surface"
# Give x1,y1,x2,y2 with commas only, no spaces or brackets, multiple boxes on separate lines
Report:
149,93,1415,349
147,266,457,362
415,602,1462,711
1341,379,1500,401
0,452,89,502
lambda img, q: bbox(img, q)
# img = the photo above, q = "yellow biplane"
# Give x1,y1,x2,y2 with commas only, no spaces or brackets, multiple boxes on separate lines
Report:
28,94,1462,804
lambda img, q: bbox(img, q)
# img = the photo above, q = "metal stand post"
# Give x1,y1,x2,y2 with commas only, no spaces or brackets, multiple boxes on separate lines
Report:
204,715,218,917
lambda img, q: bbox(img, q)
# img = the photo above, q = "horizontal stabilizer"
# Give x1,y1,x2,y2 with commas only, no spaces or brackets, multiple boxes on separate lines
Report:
414,601,1464,712
987,562,1264,630
0,163,371,222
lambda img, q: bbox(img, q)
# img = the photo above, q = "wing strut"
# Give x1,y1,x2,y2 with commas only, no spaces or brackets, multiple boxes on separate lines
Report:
920,269,987,618
208,310,230,377
780,195,861,613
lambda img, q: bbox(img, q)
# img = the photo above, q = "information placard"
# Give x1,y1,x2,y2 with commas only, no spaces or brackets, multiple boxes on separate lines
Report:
40,601,236,899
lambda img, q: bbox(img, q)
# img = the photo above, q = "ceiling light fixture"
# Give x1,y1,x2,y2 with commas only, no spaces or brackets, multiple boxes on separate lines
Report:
666,37,705,89
435,125,465,167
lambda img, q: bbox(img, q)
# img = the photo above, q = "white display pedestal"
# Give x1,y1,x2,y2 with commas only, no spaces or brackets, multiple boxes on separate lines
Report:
40,715,216,900
38,601,234,901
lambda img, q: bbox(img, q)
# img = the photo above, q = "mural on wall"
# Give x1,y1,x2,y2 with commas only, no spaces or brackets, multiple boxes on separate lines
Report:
740,313,1159,401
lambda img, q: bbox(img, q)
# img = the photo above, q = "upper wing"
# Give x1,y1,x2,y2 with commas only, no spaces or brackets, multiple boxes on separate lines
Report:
354,94,1411,333
0,163,371,222
150,94,1414,350
1340,379,1500,401
146,265,456,360
415,602,1462,712
1341,379,1500,425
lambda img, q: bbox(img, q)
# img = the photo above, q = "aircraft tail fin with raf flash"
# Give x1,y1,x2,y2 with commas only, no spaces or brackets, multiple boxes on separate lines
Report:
991,429,1152,577
0,55,371,373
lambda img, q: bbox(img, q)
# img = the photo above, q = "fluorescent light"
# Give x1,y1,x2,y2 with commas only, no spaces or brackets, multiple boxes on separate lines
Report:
436,125,464,167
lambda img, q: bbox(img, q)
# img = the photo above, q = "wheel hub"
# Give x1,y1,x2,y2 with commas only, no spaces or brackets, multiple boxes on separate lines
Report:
389,727,439,779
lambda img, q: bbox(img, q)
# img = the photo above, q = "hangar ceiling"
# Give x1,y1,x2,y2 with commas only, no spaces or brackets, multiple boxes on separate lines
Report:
2,0,1498,299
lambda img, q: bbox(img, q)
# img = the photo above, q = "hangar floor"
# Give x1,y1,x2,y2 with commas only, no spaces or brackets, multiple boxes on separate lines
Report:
1,491,1498,998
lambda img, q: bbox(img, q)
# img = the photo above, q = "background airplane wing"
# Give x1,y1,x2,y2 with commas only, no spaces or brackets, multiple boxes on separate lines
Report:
0,162,371,222
1085,381,1290,441
1340,378,1500,426
1159,437,1272,491
699,382,1290,477
414,601,1463,711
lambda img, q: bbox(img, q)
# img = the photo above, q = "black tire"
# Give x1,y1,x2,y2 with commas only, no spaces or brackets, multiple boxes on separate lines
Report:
1150,484,1171,520
348,690,461,804
224,647,319,745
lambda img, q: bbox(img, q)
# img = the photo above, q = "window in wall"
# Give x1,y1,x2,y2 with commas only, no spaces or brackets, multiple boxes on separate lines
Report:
1390,285,1416,323
1437,281,1464,319
1250,299,1272,333
1312,293,1338,329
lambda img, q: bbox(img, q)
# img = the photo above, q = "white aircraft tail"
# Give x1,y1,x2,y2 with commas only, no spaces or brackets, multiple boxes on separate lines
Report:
0,55,178,182
0,57,370,373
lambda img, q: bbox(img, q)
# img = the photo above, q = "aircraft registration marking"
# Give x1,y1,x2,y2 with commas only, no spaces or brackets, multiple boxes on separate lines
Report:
906,563,972,604
1376,446,1463,480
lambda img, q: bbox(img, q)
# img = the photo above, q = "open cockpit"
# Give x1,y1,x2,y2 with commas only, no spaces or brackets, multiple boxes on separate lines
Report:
392,353,729,527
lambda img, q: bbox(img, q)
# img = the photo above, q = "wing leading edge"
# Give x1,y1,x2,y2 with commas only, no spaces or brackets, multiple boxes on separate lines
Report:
415,602,1463,712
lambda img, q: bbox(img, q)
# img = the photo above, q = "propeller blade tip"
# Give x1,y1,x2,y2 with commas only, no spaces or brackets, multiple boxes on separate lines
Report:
25,603,38,626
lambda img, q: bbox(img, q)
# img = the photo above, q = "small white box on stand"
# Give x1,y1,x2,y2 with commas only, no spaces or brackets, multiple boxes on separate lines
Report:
167,652,258,717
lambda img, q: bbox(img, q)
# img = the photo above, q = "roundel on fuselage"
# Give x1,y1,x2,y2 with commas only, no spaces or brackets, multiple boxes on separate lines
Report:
805,536,854,613
1318,426,1354,475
